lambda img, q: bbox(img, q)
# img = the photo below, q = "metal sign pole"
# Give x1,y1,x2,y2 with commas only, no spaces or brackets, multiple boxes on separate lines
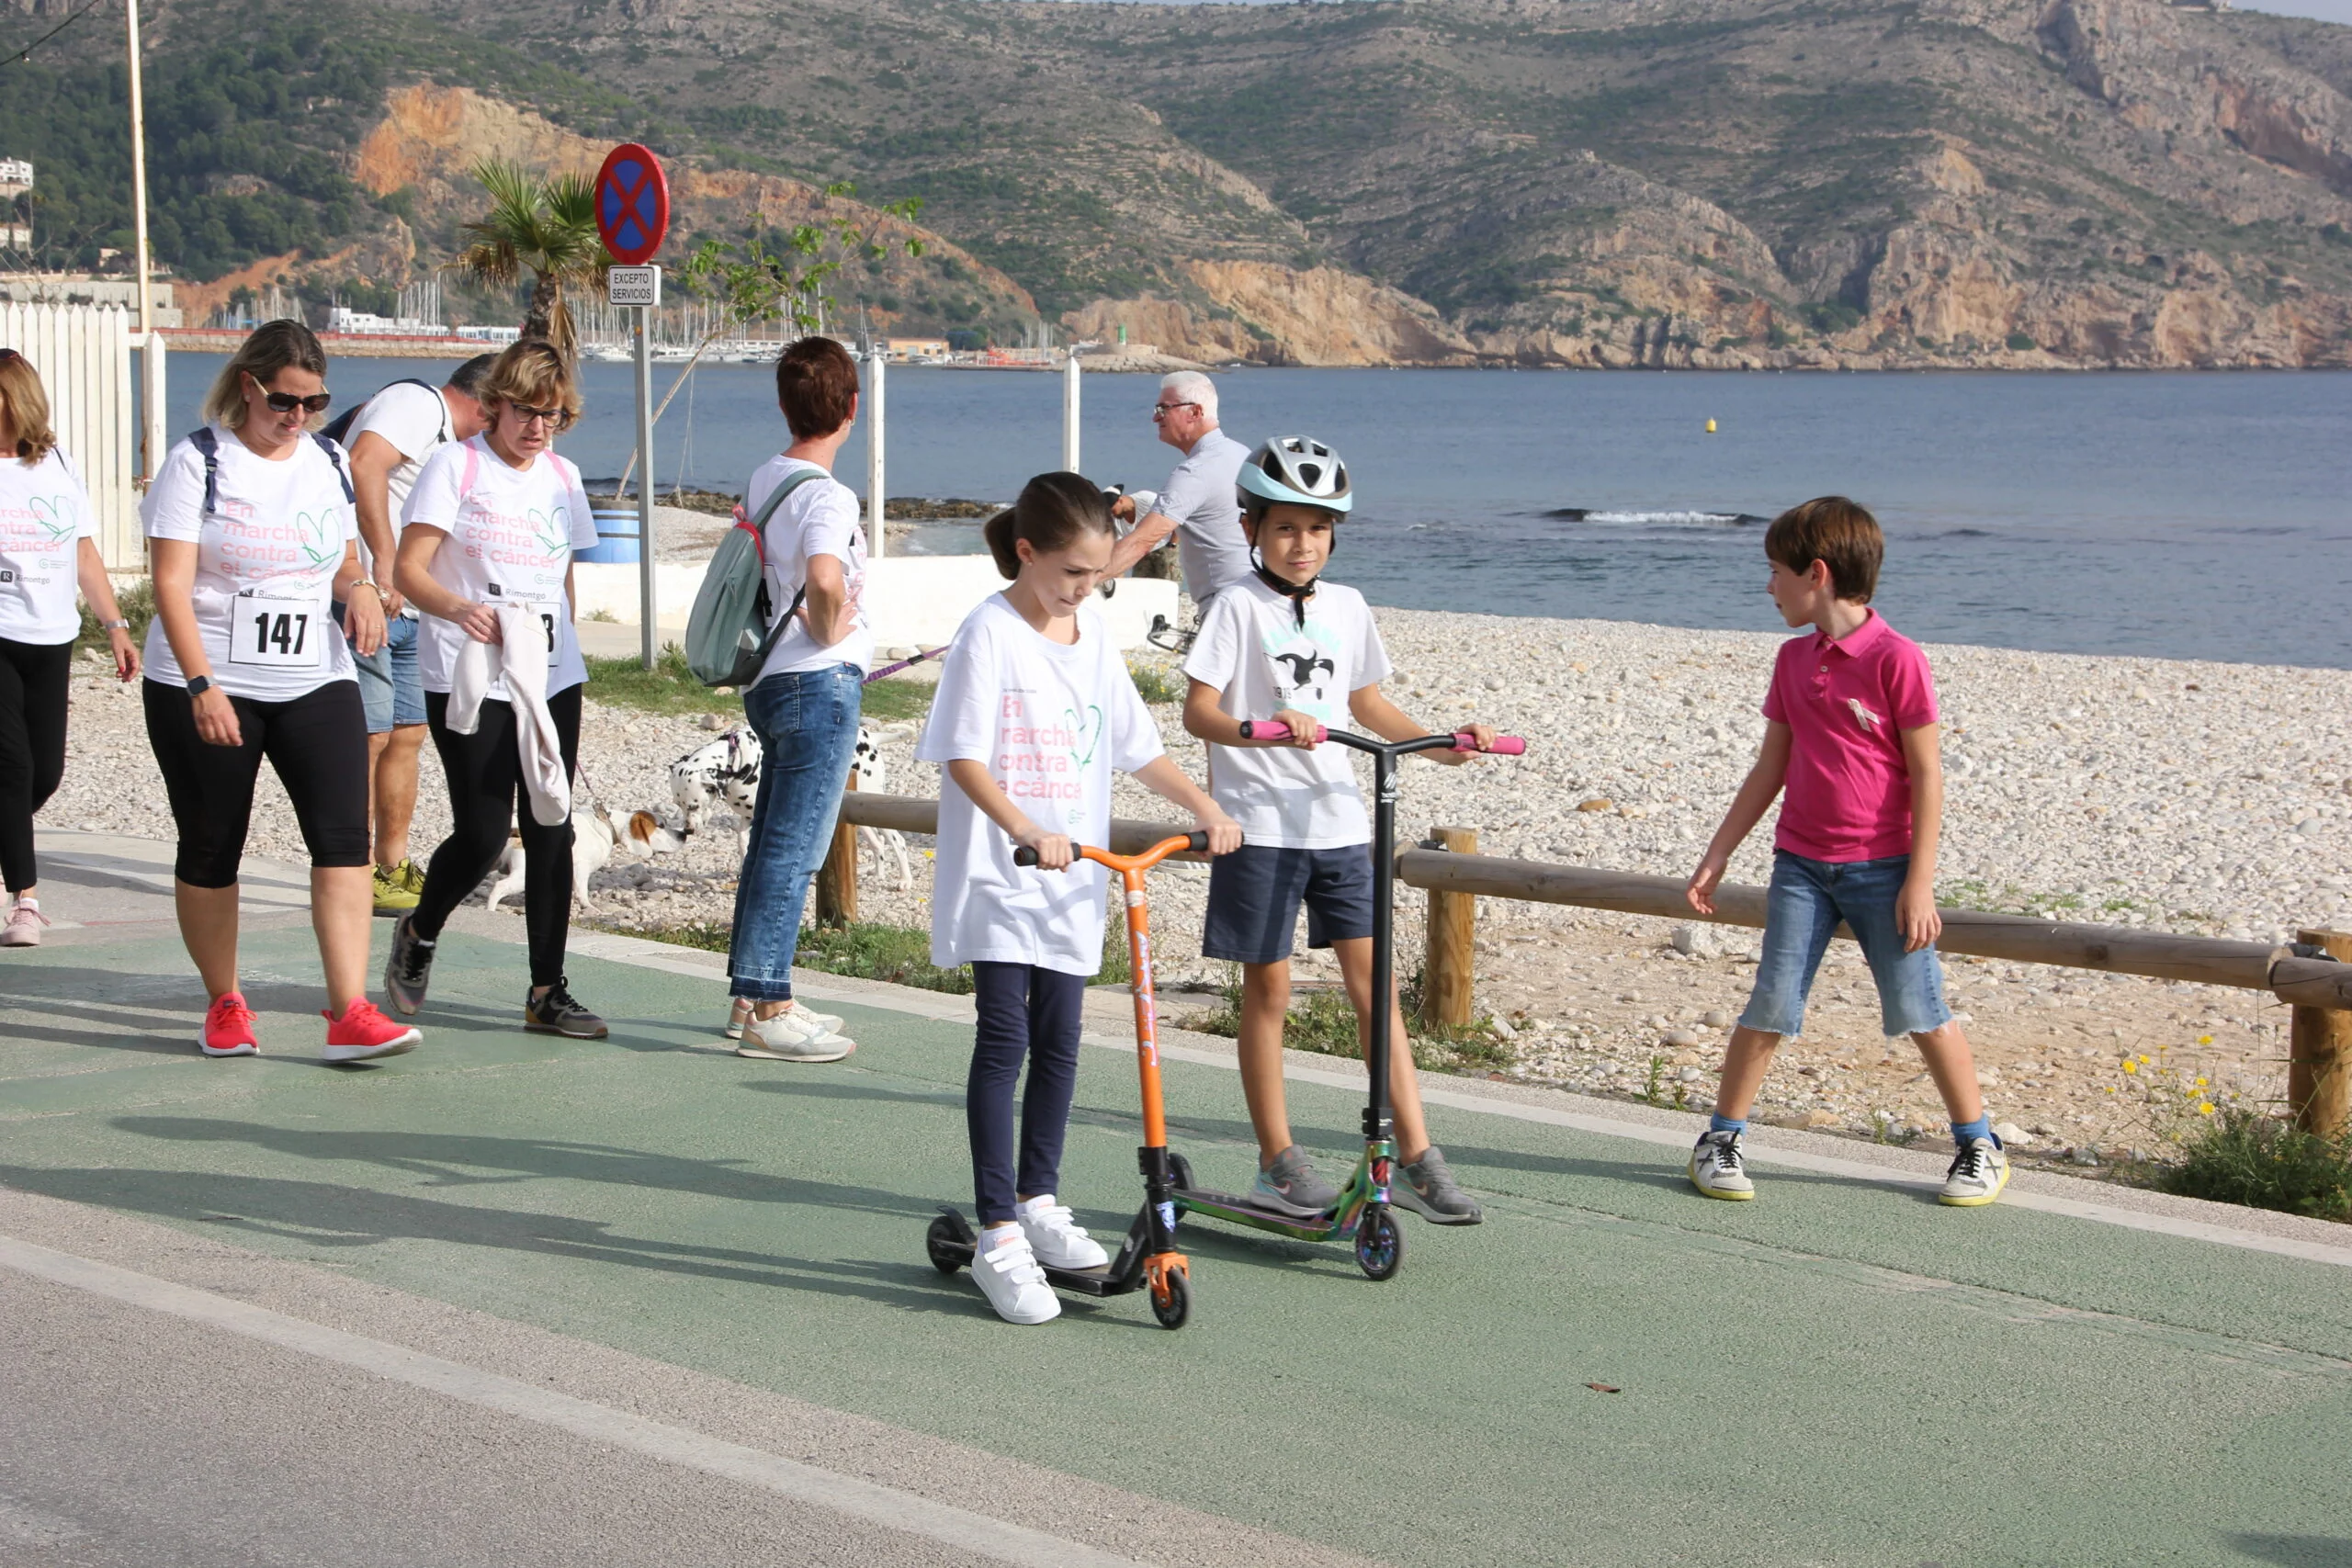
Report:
1062,350,1080,473
635,302,657,669
865,349,887,561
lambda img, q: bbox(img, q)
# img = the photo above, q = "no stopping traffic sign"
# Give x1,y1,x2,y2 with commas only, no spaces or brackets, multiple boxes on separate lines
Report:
594,143,670,266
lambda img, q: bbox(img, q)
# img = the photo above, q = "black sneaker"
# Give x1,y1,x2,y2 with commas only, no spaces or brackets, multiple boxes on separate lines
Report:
1395,1145,1483,1225
524,979,607,1040
383,913,436,1017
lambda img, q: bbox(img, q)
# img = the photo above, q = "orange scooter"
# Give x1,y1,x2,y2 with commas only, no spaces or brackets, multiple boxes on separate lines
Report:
923,830,1210,1329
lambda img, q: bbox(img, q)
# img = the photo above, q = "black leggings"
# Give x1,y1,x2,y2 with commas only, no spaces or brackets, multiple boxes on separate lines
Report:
0,637,74,893
413,684,582,987
967,961,1089,1226
142,678,371,888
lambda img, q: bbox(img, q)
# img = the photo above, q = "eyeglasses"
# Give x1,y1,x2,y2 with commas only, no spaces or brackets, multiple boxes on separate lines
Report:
1151,400,1201,421
509,402,573,431
245,372,332,415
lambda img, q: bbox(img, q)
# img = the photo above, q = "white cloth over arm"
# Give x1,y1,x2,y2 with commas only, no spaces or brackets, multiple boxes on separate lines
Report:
447,604,572,827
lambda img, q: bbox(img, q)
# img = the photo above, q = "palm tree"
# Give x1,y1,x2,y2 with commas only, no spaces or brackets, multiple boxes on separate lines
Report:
448,159,608,358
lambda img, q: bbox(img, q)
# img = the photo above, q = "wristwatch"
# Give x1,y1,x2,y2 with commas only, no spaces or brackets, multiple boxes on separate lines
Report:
186,675,213,697
98,617,130,631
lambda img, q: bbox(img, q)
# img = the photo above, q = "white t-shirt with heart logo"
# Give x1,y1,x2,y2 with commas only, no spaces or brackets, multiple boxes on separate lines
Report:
141,424,358,701
401,435,598,701
916,592,1164,976
0,446,98,644
1183,575,1393,849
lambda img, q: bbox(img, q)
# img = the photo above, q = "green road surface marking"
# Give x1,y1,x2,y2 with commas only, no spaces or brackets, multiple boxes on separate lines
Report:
2,928,2346,1568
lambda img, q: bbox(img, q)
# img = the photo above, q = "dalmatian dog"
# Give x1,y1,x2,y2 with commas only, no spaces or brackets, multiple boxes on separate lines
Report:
850,728,915,890
656,723,913,886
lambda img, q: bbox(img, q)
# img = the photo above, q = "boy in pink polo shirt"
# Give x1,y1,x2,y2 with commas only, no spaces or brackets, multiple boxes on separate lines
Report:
1683,496,2007,1207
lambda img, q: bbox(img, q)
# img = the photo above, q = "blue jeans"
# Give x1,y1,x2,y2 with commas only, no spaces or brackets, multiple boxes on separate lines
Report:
345,612,424,735
1740,850,1952,1039
727,663,863,1002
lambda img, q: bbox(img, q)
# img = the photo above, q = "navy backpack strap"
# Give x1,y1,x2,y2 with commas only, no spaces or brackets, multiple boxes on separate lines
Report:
187,427,219,517
310,432,357,505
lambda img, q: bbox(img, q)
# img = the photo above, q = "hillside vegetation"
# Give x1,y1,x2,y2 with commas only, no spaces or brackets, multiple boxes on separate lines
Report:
6,0,2350,366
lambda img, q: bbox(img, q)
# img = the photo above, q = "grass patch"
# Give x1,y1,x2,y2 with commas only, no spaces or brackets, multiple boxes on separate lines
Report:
2152,1109,2352,1224
1127,656,1185,705
617,910,1134,998
78,577,155,652
582,644,934,725
1184,965,1514,1075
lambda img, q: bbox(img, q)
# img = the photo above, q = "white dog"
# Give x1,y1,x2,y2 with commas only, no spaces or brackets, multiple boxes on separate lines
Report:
485,800,638,915
660,723,912,887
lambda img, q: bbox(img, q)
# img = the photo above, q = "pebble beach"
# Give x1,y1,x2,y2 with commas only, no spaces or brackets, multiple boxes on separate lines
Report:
46,607,2350,1169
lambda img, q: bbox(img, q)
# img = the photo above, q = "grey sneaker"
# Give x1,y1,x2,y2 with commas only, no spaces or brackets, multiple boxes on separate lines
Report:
383,912,435,1017
1396,1145,1483,1225
1689,1129,1755,1201
1939,1136,2011,1207
524,979,608,1040
1250,1145,1340,1218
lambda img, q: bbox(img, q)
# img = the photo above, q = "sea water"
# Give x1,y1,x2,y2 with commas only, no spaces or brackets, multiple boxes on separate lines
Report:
169,357,2352,667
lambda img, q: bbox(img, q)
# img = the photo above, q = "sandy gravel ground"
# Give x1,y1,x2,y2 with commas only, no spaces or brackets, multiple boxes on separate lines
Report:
44,607,2350,1172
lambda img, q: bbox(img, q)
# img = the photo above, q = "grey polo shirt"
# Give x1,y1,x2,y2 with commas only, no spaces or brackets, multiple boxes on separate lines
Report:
1156,428,1252,603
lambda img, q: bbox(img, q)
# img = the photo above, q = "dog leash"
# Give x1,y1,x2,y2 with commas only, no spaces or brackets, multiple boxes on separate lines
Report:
865,644,949,683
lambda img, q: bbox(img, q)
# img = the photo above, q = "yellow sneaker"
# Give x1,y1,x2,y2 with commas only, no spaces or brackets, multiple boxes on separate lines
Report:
372,862,422,913
394,858,428,896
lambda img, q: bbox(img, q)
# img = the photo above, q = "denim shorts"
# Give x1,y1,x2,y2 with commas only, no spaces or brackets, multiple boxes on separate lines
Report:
1202,843,1375,964
350,613,424,735
1740,850,1952,1039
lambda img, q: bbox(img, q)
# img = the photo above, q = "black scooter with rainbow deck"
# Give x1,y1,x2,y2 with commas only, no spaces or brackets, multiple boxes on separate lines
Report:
1163,721,1525,1280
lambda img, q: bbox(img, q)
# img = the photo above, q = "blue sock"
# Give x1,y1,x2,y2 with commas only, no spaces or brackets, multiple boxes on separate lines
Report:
1709,1113,1747,1137
1951,1115,1995,1150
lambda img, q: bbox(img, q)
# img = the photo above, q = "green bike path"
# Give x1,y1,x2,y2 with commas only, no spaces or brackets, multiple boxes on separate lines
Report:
2,884,2347,1565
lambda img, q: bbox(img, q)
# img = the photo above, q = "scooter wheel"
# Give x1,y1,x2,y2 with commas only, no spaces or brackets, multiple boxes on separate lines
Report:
925,1213,965,1275
1355,1206,1404,1281
1149,1269,1191,1330
1167,1151,1195,1193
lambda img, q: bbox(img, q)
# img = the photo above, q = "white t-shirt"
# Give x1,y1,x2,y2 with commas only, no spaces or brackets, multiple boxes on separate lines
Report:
745,455,872,682
347,380,453,607
141,425,357,701
1183,576,1393,849
0,446,96,644
916,593,1163,976
401,435,597,700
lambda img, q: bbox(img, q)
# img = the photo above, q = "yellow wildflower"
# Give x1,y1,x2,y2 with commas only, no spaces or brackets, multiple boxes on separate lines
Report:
2199,1102,2215,1115
2121,1059,2138,1075
2197,1035,2214,1046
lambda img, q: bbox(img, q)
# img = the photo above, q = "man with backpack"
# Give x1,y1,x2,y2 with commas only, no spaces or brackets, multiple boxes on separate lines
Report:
329,355,494,913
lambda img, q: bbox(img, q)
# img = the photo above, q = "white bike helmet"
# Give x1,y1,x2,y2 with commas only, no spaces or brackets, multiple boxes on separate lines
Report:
1237,435,1353,514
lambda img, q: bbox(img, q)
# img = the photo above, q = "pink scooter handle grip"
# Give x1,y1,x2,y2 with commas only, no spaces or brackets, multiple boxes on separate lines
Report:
1238,719,1327,742
1465,733,1528,754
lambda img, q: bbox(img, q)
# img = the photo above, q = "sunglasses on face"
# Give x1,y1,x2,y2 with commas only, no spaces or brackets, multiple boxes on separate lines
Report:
1151,400,1201,420
508,402,572,432
244,374,331,415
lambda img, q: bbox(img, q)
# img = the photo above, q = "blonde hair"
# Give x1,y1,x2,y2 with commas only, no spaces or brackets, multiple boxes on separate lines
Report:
480,340,582,423
202,319,328,431
0,349,59,464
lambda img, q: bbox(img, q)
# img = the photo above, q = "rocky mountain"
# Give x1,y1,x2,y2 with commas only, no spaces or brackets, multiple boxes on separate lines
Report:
11,0,2352,366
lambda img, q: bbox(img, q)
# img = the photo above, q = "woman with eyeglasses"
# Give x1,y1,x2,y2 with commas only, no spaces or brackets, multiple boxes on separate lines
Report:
141,318,420,1061
383,339,606,1041
0,347,141,949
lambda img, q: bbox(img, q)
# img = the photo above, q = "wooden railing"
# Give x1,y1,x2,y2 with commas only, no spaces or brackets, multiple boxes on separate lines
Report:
818,789,2352,1134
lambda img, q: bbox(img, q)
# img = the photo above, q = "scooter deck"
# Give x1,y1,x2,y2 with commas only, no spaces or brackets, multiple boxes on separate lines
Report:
1170,1185,1355,1243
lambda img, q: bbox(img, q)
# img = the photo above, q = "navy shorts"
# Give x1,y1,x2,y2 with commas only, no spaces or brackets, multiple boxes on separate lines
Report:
1202,843,1375,964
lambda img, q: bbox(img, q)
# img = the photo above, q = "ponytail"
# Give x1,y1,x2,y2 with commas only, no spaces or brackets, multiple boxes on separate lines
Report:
983,470,1114,580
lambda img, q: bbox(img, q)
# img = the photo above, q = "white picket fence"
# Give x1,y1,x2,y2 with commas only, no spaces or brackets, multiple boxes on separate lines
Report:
0,303,155,569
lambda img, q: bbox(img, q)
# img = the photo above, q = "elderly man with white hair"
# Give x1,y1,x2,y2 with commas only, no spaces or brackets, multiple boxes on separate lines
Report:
1106,370,1253,604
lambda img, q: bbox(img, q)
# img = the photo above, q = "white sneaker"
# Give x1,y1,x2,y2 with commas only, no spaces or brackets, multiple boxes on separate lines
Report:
972,1224,1060,1325
735,1006,854,1062
727,997,843,1040
1015,1194,1110,1270
1940,1136,2011,1207
1689,1129,1755,1200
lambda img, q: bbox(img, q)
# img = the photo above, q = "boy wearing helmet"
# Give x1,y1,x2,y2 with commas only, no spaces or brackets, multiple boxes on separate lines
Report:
1180,436,1490,1224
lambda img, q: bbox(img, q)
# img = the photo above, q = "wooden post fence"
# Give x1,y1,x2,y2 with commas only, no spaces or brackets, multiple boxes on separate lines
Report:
2290,928,2352,1137
1419,825,1478,1031
830,788,2352,1109
814,769,858,928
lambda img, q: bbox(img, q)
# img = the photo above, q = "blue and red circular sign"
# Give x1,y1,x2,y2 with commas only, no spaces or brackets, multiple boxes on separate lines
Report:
594,143,670,266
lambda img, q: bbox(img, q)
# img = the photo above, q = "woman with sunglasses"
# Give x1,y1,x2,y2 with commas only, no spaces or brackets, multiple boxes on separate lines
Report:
0,348,141,948
141,319,420,1061
383,339,606,1041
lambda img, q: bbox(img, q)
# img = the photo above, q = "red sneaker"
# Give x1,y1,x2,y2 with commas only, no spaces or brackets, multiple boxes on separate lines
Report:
200,992,260,1057
322,998,422,1063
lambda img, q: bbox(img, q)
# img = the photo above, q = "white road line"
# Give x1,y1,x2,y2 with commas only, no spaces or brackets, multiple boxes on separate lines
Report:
0,1234,1157,1568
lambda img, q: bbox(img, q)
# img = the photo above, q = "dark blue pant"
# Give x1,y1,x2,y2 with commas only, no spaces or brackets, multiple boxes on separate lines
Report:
967,962,1087,1226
